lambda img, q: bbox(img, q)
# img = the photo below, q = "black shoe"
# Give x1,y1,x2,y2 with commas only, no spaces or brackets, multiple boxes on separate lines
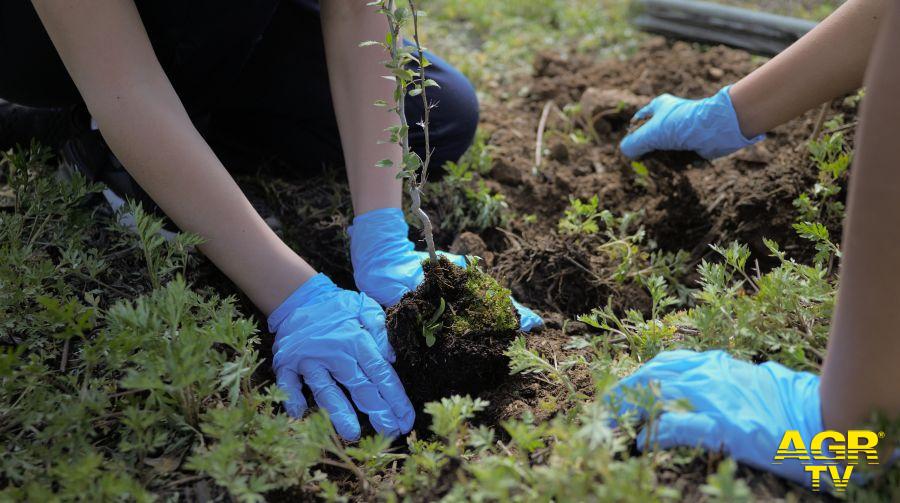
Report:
0,98,159,215
0,99,87,151
61,130,164,215
4,100,281,237
61,128,284,237
59,129,181,236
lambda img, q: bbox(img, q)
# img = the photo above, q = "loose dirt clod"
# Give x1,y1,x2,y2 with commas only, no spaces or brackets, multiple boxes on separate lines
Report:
386,257,520,420
580,87,643,136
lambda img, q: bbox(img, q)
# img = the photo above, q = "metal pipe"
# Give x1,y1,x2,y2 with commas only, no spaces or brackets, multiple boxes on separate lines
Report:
633,0,819,55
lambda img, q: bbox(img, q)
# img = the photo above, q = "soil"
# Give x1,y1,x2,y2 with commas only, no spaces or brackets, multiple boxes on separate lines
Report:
386,257,519,426
468,38,853,322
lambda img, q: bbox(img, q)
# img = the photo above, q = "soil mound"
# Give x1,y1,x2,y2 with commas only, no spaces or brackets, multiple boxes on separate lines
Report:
386,257,520,421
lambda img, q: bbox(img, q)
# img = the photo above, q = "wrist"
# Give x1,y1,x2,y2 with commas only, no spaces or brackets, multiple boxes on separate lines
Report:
800,374,825,437
348,207,411,249
726,83,767,140
353,198,402,218
267,273,335,333
352,207,406,225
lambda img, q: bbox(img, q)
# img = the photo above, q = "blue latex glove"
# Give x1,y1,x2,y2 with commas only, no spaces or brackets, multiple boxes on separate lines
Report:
620,86,765,160
348,207,543,332
613,349,822,487
268,273,415,440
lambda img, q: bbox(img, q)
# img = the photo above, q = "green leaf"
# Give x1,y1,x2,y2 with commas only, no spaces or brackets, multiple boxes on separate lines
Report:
631,161,649,177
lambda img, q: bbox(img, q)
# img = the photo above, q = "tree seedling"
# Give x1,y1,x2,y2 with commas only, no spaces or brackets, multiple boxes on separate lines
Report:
366,0,440,261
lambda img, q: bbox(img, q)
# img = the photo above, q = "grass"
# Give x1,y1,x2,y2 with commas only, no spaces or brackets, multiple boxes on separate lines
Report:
424,0,638,93
423,0,838,95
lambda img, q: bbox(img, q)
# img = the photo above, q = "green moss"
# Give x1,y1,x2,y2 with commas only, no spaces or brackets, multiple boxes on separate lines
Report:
447,259,519,337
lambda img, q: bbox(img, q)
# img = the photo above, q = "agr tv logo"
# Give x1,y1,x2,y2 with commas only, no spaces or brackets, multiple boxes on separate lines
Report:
774,430,883,492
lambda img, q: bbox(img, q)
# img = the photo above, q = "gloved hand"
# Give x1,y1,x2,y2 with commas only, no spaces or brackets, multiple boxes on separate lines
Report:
613,349,822,487
269,273,415,440
348,207,543,332
620,86,765,160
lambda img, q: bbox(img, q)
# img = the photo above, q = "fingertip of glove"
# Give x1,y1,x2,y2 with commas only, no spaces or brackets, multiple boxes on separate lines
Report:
334,416,362,442
400,408,416,433
367,410,407,439
275,370,308,418
520,314,544,332
443,252,468,268
285,400,307,419
619,135,641,159
511,299,544,332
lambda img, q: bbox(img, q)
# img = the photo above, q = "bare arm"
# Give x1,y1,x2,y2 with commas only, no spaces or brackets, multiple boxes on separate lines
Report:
730,0,886,138
31,0,315,314
320,0,402,216
820,0,900,433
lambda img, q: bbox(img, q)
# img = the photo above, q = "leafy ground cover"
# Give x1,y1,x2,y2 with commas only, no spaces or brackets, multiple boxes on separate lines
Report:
4,1,899,501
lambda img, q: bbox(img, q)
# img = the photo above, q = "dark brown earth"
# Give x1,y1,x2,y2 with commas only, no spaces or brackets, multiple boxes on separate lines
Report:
471,37,852,321
385,256,519,424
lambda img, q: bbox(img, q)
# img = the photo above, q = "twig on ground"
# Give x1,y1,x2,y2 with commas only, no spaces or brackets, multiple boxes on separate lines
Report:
826,120,859,135
807,102,830,143
534,100,554,176
59,338,69,373
162,474,207,490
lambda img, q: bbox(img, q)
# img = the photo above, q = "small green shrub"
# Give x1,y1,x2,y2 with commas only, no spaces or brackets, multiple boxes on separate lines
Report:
558,195,603,235
793,116,851,225
700,459,751,503
431,131,510,234
0,146,328,501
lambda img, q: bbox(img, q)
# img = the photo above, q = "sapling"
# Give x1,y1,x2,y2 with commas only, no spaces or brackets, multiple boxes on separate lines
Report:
367,0,440,261
365,0,521,418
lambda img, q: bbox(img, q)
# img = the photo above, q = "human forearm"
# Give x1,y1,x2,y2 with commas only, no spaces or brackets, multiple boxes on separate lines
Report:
96,91,315,314
321,0,402,216
32,0,315,314
820,0,900,434
730,0,886,138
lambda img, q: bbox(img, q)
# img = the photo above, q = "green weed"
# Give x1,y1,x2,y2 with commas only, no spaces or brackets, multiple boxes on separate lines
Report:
431,131,510,234
424,0,637,90
558,195,603,235
0,146,343,501
793,116,851,227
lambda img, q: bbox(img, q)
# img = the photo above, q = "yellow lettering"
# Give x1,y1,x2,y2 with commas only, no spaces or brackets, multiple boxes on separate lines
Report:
775,430,810,462
828,465,854,492
846,430,880,465
811,431,845,462
805,465,828,491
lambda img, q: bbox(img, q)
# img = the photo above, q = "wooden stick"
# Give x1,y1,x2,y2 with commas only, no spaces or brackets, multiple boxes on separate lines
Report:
808,102,830,143
534,100,554,176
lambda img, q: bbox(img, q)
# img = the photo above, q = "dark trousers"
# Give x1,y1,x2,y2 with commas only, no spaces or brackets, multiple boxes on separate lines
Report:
0,0,479,172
